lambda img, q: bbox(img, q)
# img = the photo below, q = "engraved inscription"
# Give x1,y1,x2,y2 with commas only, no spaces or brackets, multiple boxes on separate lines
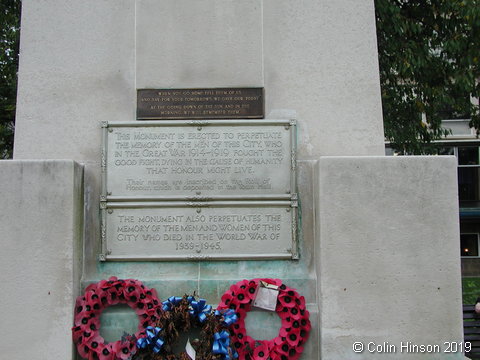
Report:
137,88,264,119
107,125,292,197
106,206,292,258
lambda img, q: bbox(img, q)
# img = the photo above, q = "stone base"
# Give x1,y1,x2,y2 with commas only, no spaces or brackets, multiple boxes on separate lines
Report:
317,156,464,359
0,157,464,360
93,156,464,360
0,160,83,360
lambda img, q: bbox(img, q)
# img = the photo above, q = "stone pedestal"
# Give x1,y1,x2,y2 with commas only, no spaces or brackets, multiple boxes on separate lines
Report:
317,156,464,359
0,160,84,359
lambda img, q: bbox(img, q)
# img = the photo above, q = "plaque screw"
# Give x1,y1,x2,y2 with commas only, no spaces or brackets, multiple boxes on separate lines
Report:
108,128,113,133
197,127,202,131
284,125,290,130
107,192,112,196
286,190,291,194
108,209,113,214
196,208,201,213
196,191,201,195
286,208,291,212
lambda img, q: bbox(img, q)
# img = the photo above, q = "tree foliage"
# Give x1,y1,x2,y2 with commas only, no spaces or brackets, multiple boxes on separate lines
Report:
0,0,20,159
375,0,480,154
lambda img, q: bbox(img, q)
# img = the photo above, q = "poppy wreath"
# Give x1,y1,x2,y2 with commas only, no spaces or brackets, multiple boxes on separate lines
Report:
133,295,239,360
72,277,163,360
217,279,311,360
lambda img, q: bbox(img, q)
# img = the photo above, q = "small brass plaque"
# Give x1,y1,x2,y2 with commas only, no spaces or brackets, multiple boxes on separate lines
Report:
137,88,264,119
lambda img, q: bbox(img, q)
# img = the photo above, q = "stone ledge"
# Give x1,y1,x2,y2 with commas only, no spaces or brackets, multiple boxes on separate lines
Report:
0,160,84,360
317,156,463,359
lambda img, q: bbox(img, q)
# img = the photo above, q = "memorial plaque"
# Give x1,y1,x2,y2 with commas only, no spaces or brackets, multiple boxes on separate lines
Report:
100,119,298,261
101,202,297,260
137,88,264,119
103,120,296,200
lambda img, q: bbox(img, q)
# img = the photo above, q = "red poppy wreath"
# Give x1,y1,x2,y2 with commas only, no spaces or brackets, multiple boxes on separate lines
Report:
217,279,311,360
72,277,162,360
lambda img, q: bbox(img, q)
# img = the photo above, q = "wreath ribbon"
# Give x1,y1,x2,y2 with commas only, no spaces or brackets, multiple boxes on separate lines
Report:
215,309,238,326
162,296,183,311
137,326,164,353
212,330,238,360
188,297,212,322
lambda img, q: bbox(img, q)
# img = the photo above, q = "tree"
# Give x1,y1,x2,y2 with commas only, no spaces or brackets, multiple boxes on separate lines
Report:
0,0,20,159
375,0,480,154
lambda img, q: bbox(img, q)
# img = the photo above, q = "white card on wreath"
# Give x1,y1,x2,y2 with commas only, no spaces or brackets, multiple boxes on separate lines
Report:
253,281,279,311
185,338,196,360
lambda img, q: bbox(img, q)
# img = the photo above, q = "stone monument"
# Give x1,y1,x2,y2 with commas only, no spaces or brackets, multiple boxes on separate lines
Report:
0,1,464,359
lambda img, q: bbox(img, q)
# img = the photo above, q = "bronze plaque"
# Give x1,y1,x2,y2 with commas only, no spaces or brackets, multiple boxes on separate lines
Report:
137,88,264,120
103,120,296,199
102,201,296,261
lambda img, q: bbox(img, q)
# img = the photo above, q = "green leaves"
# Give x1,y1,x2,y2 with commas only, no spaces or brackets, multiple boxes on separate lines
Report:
0,0,20,158
376,0,480,154
462,277,480,304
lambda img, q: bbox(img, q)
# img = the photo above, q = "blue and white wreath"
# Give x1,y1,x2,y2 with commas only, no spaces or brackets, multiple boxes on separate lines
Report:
134,295,238,360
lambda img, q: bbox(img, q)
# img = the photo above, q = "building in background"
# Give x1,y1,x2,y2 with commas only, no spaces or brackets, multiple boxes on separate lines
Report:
436,119,480,277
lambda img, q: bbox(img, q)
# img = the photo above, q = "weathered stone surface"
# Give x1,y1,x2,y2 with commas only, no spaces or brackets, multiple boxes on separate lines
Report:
263,0,385,157
135,0,263,89
0,160,83,359
14,0,384,162
317,156,463,359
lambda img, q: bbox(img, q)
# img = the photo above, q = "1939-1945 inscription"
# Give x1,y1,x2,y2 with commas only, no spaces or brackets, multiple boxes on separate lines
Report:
104,203,296,261
137,88,264,119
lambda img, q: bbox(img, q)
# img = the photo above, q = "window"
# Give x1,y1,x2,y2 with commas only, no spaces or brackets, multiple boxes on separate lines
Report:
442,119,476,137
433,145,480,203
461,233,479,257
458,146,480,202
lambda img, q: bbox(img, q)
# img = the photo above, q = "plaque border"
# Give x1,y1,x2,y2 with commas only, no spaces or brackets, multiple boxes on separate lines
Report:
137,87,264,120
102,119,297,201
99,119,298,261
100,200,298,261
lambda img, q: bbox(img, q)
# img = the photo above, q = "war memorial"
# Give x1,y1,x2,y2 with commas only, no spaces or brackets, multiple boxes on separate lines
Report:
0,1,465,359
